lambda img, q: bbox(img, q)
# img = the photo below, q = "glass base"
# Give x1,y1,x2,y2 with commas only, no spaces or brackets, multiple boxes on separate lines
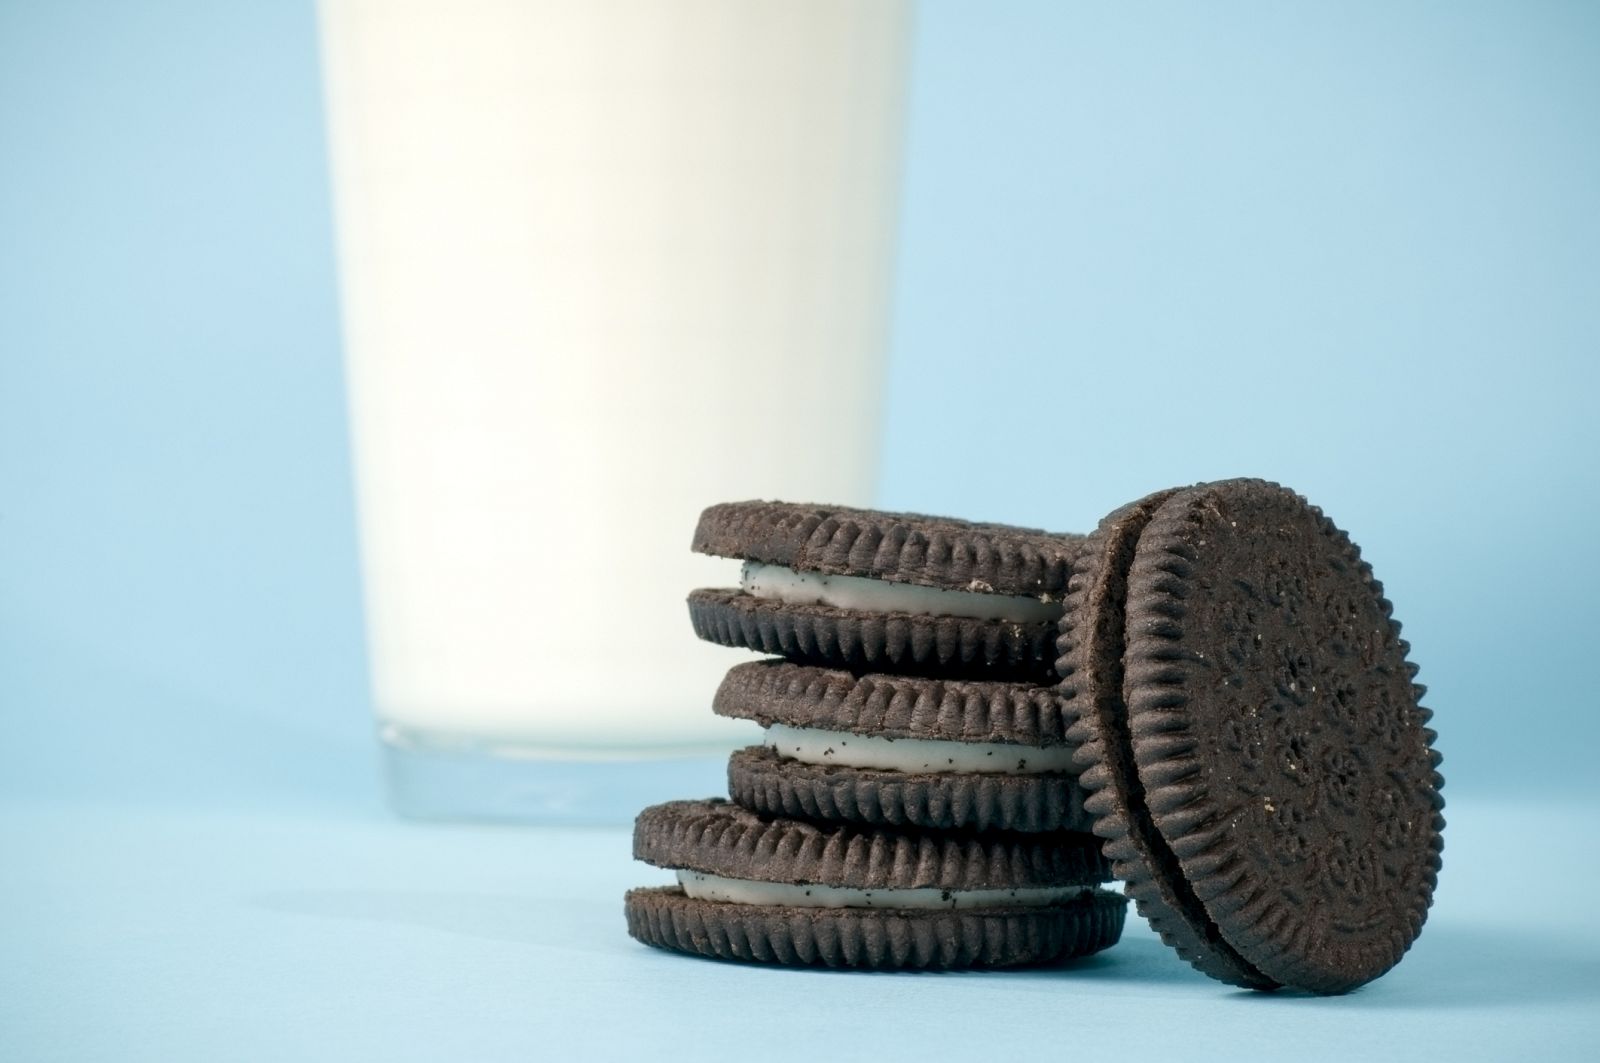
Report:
380,724,735,825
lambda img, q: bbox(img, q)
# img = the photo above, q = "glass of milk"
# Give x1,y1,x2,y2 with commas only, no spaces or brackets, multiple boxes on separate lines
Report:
318,1,912,820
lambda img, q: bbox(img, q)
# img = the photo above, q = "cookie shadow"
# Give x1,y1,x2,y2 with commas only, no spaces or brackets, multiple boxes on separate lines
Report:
1230,921,1600,1009
1024,920,1600,1008
254,892,1592,1007
254,889,616,953
1027,931,1227,987
254,889,1156,979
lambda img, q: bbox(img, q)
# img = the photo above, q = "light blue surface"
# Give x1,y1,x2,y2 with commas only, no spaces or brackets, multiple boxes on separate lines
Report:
3,1,1599,1060
4,793,1597,1062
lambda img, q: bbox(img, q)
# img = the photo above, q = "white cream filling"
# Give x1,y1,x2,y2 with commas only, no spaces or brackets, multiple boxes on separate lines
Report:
676,870,1082,909
739,561,1061,624
764,723,1074,775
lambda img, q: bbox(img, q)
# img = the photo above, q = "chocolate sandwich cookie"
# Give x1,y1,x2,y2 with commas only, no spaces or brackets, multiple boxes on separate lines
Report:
1057,479,1444,994
688,501,1082,680
625,798,1125,969
716,659,1092,833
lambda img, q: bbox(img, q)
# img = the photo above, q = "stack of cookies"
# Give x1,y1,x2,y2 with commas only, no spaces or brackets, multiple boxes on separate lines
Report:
624,501,1129,970
625,482,1445,993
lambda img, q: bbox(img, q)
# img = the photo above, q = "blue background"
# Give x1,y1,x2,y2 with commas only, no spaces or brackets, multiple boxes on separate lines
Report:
3,2,1597,1060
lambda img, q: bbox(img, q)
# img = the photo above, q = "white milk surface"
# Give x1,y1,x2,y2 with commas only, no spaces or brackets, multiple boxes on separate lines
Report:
319,1,911,749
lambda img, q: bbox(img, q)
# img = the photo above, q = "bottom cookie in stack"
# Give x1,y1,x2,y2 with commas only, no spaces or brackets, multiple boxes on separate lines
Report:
625,799,1125,969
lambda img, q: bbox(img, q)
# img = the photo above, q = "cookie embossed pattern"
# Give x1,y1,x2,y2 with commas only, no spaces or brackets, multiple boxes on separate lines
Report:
1057,480,1443,993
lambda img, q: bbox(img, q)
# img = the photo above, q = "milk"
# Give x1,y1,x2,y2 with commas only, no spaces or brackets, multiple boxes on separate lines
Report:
318,1,911,761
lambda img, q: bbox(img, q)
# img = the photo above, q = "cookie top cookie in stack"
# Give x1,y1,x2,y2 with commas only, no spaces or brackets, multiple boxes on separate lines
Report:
689,501,1081,680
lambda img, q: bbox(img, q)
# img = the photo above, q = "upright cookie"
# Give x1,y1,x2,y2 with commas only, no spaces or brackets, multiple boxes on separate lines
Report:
688,501,1082,680
717,659,1092,833
625,798,1125,969
1057,479,1444,993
